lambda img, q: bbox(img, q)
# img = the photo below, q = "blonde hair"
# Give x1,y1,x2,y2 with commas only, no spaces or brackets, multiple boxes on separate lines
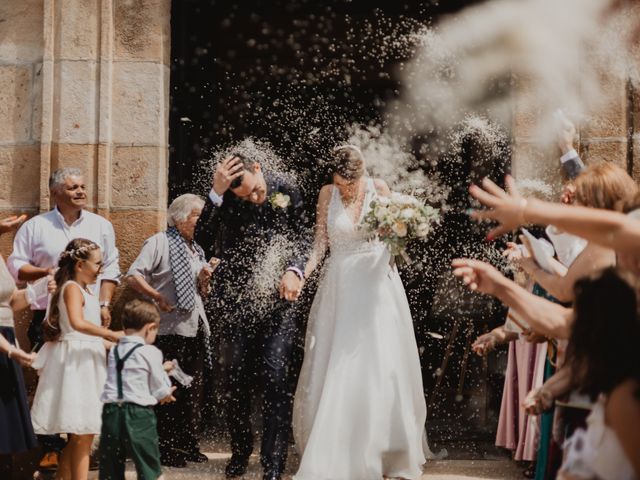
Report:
574,162,638,211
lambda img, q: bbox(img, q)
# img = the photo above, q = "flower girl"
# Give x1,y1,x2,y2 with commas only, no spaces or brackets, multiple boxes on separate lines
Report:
31,239,122,480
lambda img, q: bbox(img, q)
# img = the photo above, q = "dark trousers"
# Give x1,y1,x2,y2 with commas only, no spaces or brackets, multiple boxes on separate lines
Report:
28,311,67,456
154,331,206,456
221,306,300,474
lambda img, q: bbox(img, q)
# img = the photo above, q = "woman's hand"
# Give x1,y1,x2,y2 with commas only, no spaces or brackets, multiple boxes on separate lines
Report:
153,292,175,313
105,330,125,343
197,267,212,296
523,386,554,415
522,329,547,343
451,258,509,297
0,214,27,235
469,176,529,240
9,347,36,367
472,332,498,356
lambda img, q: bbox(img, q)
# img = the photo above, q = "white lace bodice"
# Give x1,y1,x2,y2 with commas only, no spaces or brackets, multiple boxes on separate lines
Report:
327,178,381,255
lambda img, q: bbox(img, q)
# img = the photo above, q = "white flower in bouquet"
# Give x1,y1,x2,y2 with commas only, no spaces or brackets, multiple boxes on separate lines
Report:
415,222,431,238
400,208,415,220
392,221,408,238
375,205,389,221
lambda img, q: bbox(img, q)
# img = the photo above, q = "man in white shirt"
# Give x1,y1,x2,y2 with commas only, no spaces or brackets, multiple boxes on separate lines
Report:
7,167,121,470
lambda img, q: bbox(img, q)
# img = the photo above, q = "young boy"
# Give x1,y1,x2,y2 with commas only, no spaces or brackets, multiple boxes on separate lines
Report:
99,299,176,480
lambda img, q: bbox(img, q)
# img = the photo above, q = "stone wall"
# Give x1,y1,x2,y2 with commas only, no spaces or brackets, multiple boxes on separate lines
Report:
0,0,171,353
512,71,638,198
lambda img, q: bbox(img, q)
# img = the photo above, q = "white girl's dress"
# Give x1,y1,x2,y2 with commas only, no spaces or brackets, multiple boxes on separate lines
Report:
31,280,106,435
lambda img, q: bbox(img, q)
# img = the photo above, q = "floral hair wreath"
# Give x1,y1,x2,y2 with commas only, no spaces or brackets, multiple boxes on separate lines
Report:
59,244,97,261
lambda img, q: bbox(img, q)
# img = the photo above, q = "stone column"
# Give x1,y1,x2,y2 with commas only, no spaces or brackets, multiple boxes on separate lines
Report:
40,0,171,268
0,1,171,391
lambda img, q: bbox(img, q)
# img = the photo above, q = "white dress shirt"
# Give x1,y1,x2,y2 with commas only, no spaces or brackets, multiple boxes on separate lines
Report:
101,335,173,406
7,207,121,310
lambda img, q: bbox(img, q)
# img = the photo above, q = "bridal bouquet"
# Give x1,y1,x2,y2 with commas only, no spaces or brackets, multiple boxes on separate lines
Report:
363,193,439,265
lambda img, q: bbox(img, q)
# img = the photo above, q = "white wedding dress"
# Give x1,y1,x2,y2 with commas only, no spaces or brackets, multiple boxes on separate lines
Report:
293,179,435,480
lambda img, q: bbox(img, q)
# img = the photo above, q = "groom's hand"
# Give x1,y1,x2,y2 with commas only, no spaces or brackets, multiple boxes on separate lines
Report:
213,156,245,196
279,271,303,302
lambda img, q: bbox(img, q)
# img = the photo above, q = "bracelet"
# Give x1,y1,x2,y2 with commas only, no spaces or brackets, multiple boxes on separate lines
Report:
517,198,529,225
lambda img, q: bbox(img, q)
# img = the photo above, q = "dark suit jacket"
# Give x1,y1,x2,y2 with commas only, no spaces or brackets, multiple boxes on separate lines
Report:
195,172,310,322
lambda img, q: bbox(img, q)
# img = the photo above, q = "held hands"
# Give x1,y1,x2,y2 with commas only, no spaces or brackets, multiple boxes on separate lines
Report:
279,271,303,302
0,214,27,235
469,176,529,240
105,330,125,343
100,307,112,328
159,386,177,405
451,258,509,297
8,347,37,367
213,156,244,196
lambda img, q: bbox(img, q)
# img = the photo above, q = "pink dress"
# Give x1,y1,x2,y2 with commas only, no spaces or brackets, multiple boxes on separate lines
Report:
495,338,547,461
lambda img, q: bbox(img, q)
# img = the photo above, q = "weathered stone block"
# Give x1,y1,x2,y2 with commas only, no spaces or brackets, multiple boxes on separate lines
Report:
112,145,168,207
581,139,628,170
114,0,171,64
54,60,98,144
511,141,563,200
31,63,43,142
109,209,166,269
56,0,99,60
0,0,44,63
111,62,168,145
0,146,41,207
0,65,33,144
581,74,628,138
630,134,640,182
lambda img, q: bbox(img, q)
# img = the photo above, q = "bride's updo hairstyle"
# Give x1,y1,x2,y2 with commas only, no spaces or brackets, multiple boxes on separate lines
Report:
331,145,365,181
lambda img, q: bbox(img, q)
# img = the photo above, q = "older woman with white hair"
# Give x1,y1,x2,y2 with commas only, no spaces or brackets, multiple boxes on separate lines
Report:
127,193,215,468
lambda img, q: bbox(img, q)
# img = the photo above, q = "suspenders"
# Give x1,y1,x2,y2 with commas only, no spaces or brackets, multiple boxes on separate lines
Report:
114,343,144,402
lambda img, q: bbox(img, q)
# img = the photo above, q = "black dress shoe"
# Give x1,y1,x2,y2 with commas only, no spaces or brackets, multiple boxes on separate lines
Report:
185,449,209,463
160,451,187,468
225,455,249,478
263,472,282,480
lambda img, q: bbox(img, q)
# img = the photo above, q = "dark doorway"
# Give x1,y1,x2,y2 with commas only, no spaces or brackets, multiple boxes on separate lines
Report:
169,0,510,459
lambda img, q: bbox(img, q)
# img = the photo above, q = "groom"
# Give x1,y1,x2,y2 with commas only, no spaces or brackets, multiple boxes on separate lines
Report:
195,154,309,480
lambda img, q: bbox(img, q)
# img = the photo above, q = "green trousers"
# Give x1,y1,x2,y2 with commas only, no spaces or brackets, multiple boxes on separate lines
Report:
99,403,162,480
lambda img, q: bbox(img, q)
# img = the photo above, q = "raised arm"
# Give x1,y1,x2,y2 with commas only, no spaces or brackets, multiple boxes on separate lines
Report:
303,185,332,279
470,176,640,254
520,241,615,303
452,258,574,339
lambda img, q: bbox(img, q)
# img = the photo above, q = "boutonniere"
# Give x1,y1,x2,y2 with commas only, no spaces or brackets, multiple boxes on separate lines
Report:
269,192,291,210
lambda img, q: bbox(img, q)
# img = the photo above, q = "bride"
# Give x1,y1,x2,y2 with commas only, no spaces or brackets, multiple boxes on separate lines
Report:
293,146,437,480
